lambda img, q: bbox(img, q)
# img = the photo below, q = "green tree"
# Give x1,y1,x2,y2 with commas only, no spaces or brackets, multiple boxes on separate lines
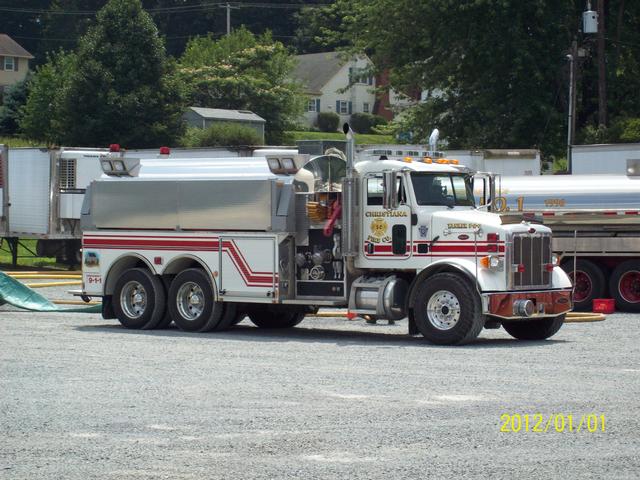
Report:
55,0,186,147
180,28,303,144
20,50,76,143
0,77,31,135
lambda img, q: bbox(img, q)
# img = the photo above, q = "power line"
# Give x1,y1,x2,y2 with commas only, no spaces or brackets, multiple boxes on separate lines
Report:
0,2,331,16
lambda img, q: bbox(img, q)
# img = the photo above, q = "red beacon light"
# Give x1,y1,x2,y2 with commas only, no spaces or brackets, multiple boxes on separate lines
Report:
159,146,171,155
109,143,121,152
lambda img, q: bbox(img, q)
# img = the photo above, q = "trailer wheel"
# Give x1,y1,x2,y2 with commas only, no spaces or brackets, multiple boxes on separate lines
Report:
247,306,305,329
502,315,565,341
410,272,484,345
113,268,166,330
610,260,640,312
168,268,223,332
561,259,605,311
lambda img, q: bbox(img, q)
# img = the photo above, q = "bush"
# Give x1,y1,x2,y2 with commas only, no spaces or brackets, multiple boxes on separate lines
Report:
180,123,262,147
619,118,640,143
317,112,340,132
349,112,388,134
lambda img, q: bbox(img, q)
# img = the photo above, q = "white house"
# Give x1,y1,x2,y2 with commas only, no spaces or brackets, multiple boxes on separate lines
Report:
293,52,377,129
0,34,34,97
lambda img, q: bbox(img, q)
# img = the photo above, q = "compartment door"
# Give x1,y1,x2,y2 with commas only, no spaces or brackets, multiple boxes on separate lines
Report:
219,237,276,298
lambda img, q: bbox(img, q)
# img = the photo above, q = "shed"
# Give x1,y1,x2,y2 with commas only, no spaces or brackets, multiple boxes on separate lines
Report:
184,107,266,143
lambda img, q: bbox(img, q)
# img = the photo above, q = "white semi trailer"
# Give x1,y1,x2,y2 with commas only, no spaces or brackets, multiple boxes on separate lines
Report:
0,144,251,265
491,170,640,311
78,128,572,345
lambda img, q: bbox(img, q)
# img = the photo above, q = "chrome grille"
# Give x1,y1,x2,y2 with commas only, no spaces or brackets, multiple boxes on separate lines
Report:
510,233,552,289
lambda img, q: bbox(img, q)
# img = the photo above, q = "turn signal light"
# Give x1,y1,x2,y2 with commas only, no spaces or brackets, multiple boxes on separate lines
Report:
544,263,554,272
480,256,500,269
487,233,499,242
517,264,526,273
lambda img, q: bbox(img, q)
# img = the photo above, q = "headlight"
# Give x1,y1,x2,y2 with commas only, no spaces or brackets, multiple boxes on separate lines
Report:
101,160,112,172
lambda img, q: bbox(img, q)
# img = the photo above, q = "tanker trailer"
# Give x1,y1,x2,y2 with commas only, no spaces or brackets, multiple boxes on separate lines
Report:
488,173,640,311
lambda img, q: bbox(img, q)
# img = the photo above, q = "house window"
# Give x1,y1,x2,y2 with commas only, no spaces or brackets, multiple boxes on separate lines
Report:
307,100,316,112
338,101,349,114
363,102,370,113
4,57,14,71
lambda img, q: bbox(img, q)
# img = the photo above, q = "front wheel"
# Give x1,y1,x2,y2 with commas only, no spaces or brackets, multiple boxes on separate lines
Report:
502,315,565,340
410,273,484,345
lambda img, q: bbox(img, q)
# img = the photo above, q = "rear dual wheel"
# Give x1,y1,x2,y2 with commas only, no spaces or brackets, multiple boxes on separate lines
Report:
610,260,640,312
561,259,606,311
113,268,166,330
247,305,305,329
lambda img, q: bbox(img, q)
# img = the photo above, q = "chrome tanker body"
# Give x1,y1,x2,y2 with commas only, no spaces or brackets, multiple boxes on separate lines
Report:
490,173,640,311
79,128,572,345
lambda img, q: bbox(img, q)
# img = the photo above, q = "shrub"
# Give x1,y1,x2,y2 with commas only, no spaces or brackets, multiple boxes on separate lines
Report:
349,112,388,134
317,112,340,132
619,118,640,143
180,123,262,147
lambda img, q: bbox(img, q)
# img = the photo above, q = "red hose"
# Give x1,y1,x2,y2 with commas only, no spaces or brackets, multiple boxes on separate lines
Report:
323,200,342,237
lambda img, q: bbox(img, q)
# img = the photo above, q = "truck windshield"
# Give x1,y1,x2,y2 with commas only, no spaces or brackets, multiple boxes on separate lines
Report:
411,173,475,207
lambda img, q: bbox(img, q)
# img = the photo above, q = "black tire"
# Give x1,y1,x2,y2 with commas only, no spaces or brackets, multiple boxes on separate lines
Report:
561,259,606,311
231,310,246,325
247,306,305,329
113,268,166,330
410,272,484,345
168,268,223,332
609,260,640,312
216,303,239,331
502,314,565,340
155,312,173,329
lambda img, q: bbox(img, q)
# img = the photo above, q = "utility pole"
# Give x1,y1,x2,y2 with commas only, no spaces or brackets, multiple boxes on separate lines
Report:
223,3,239,36
597,0,607,126
567,39,578,174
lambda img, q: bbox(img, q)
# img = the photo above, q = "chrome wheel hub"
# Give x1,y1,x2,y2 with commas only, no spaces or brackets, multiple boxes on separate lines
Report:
426,290,461,330
176,282,205,321
120,281,147,319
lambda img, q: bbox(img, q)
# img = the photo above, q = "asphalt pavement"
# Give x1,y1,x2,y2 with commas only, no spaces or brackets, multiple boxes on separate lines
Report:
1,286,639,479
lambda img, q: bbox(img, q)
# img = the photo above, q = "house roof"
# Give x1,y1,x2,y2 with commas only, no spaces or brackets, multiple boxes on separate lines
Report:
0,34,34,59
187,107,266,123
292,51,346,95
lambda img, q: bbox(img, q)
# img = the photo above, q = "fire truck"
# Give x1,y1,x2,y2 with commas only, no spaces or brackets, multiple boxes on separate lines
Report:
79,127,572,345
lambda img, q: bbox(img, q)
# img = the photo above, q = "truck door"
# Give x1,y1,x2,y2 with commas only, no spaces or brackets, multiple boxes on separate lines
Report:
362,173,412,260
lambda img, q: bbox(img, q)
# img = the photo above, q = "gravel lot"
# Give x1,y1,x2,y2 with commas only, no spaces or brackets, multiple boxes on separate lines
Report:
1,284,639,479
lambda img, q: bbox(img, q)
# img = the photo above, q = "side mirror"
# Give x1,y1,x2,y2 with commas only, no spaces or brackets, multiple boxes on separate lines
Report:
383,170,399,209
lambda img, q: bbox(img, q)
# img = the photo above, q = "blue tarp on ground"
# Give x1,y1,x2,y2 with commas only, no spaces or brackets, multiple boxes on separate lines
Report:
0,271,101,313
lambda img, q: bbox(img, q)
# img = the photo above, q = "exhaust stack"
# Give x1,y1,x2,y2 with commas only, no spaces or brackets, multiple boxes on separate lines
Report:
341,123,358,257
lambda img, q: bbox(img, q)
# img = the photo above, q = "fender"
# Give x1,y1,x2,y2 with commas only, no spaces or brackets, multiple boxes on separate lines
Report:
407,258,480,311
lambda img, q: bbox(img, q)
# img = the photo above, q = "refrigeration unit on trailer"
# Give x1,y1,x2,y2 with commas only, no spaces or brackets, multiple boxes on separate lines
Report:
488,171,640,311
0,144,8,236
79,127,572,345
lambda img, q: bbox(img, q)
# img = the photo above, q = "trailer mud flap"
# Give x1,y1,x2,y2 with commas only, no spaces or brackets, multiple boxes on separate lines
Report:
0,271,101,313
